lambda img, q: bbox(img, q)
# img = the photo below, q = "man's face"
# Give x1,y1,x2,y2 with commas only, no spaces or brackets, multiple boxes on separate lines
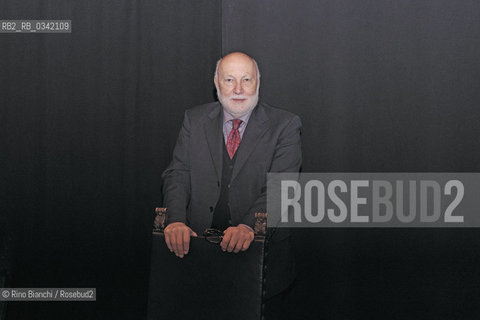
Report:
215,55,259,118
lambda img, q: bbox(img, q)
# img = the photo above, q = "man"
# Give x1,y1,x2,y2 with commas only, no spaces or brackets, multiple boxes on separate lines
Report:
161,52,301,316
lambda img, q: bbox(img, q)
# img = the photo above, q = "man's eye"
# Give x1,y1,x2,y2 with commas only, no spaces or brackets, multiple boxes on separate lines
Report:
244,78,250,82
225,79,233,82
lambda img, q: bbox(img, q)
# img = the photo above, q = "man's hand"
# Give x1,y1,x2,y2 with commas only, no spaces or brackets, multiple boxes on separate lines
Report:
220,225,254,253
164,222,198,258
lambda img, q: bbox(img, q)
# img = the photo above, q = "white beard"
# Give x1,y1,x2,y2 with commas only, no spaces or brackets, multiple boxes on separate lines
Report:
217,89,259,118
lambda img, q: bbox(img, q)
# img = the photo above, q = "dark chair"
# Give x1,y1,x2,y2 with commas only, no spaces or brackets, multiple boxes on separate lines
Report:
147,208,268,320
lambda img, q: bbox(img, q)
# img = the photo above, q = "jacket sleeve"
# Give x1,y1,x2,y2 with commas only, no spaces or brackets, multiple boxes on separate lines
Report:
240,115,302,229
161,111,192,225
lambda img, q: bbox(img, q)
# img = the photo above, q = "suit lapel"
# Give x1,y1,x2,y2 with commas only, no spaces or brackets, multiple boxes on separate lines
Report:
231,104,270,182
204,103,223,181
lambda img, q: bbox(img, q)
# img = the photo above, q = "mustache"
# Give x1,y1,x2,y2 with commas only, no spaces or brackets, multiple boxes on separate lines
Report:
230,95,249,100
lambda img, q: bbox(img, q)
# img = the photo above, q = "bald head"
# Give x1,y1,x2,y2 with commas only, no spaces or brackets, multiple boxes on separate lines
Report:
214,52,260,118
214,52,261,81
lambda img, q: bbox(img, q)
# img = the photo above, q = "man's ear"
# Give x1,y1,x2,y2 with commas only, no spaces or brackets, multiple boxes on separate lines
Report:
214,76,218,89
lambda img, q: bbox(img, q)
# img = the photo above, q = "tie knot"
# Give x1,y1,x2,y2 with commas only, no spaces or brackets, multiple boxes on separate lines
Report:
232,119,242,130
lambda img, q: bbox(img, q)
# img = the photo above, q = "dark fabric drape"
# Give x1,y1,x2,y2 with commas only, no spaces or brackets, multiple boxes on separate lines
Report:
223,0,480,172
222,1,480,319
1,1,221,319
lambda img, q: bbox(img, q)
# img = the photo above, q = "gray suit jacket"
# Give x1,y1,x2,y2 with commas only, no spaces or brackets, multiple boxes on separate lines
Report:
162,101,302,296
162,101,302,233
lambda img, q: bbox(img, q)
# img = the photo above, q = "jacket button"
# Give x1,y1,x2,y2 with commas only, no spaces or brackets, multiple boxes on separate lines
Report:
227,184,230,188
209,206,213,212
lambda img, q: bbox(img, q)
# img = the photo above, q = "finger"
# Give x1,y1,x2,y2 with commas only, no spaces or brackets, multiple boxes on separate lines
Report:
241,237,253,251
227,232,239,253
169,230,179,256
221,229,233,251
234,237,246,253
190,229,198,237
164,232,173,252
165,224,183,256
175,230,184,258
183,229,190,255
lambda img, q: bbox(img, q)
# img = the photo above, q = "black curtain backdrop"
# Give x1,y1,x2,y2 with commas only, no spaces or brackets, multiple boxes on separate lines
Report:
222,1,480,320
1,1,221,319
1,0,480,319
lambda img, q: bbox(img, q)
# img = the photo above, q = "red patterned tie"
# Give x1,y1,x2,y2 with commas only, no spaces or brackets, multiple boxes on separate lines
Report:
227,119,242,159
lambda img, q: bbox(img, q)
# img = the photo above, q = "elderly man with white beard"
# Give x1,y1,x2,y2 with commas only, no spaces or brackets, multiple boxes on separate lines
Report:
161,52,302,317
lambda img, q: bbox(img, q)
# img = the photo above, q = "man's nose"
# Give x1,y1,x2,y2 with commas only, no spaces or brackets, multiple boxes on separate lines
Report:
233,82,243,95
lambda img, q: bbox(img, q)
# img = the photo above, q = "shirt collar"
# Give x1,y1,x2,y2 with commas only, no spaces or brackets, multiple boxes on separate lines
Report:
222,108,253,126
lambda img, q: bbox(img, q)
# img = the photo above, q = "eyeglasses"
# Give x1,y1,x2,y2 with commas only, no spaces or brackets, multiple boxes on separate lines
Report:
203,228,223,244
